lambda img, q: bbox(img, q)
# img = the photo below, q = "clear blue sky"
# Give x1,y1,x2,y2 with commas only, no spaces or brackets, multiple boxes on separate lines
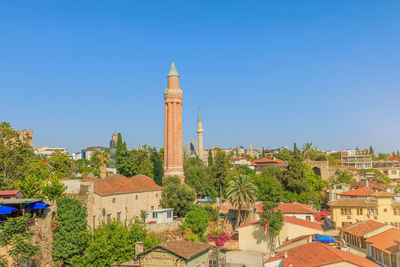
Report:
1,1,399,153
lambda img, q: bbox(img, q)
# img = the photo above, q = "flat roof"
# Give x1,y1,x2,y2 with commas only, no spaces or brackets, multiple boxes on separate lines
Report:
146,208,174,212
0,198,43,205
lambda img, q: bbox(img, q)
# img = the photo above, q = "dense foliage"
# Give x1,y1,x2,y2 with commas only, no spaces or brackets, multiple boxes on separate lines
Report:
160,176,196,217
52,197,89,265
0,214,38,266
184,205,209,236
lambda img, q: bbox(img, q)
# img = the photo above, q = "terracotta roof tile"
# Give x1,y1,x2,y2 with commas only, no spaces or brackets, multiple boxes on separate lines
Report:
365,228,400,254
83,174,163,196
0,190,22,196
340,220,387,237
256,202,316,214
338,187,375,197
251,158,287,165
265,241,379,266
139,240,211,260
351,180,394,189
283,215,323,231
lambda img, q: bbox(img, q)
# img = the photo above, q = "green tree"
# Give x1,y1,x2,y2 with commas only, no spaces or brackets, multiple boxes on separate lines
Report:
52,196,89,265
212,150,230,202
160,176,196,217
204,205,219,224
0,215,38,267
369,146,375,158
208,150,214,167
151,148,163,185
331,169,356,185
254,167,285,203
0,122,35,188
225,175,257,227
48,152,74,178
17,174,44,198
91,150,111,178
0,255,7,267
184,205,209,236
302,143,314,159
43,176,67,201
184,158,209,197
259,201,284,235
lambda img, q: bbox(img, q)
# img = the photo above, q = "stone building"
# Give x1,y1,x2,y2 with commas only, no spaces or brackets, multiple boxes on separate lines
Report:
164,61,184,180
62,174,163,228
136,240,213,267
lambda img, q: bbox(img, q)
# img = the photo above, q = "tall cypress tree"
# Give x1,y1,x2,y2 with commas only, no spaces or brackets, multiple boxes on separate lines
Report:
208,150,214,167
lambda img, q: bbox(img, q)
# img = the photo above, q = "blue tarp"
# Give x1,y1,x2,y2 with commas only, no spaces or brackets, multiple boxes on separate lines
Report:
316,235,335,243
26,202,50,210
0,205,17,214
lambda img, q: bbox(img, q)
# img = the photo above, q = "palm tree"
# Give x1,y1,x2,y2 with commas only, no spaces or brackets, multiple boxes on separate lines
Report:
91,150,111,178
302,142,315,159
225,175,257,228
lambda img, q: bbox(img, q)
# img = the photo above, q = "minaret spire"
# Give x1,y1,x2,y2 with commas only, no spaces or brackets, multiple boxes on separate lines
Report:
197,108,204,161
168,61,179,77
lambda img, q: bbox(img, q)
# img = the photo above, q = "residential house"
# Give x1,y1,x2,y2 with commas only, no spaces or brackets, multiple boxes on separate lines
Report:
251,158,287,174
340,220,393,251
329,191,400,228
136,240,213,267
145,208,174,224
256,202,317,222
328,183,351,201
341,149,372,169
337,187,375,199
350,180,395,193
365,228,400,267
237,215,324,252
264,241,379,267
62,174,163,228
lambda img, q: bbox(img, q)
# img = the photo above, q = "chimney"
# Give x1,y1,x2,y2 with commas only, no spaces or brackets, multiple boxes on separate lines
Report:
308,235,313,243
135,242,144,257
284,251,288,258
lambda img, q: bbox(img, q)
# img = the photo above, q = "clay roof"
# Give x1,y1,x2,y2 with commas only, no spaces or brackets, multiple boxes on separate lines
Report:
338,187,375,197
351,180,394,189
0,190,22,196
139,240,211,260
365,228,400,254
256,202,316,214
237,220,260,229
329,198,377,207
83,174,163,196
373,191,395,197
340,220,387,237
265,241,379,267
251,158,286,165
283,216,324,231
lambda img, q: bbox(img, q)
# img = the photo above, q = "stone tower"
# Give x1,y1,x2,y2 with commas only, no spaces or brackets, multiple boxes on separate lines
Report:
197,108,204,161
250,142,253,158
164,61,184,180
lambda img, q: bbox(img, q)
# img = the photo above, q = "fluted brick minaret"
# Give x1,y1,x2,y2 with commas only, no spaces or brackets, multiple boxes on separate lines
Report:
197,108,204,161
164,61,184,180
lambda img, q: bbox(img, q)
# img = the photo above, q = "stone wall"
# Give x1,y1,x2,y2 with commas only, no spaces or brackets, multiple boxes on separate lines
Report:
145,220,180,233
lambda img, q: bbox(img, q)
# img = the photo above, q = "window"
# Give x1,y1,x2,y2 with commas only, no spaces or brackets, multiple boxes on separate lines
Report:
356,208,363,215
341,209,344,215
107,214,111,222
156,193,158,197
392,170,397,175
112,198,116,204
152,212,158,219
384,208,387,212
394,209,397,215
151,206,154,210
117,212,121,222
167,211,172,218
136,195,138,200
306,216,311,221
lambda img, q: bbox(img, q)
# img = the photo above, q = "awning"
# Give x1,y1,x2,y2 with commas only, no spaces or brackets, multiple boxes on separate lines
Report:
26,202,50,210
0,205,17,214
316,235,335,243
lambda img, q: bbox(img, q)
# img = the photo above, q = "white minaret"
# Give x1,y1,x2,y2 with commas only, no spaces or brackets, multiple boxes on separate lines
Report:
197,108,204,161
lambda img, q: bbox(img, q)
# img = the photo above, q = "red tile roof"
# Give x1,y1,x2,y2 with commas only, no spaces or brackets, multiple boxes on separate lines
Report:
256,202,316,214
283,215,323,231
338,187,375,197
340,220,387,237
351,180,394,189
265,241,379,267
0,190,22,196
251,158,286,164
365,228,400,254
139,240,211,260
84,174,163,196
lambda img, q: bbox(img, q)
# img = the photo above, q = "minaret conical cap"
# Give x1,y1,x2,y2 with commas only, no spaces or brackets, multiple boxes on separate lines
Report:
168,61,179,77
